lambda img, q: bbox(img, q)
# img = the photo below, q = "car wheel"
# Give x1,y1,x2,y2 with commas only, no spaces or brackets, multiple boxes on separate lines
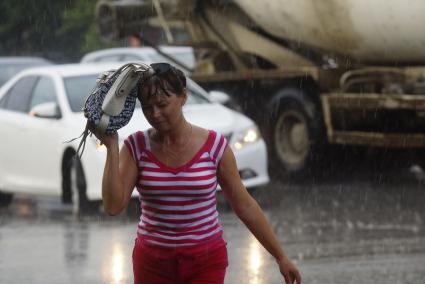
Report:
0,191,13,207
273,105,311,172
68,158,96,215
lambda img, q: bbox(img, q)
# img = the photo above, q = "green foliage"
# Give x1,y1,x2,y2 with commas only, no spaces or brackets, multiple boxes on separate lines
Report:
0,0,117,62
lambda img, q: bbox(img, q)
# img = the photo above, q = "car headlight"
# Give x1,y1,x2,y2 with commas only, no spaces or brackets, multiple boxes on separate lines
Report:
233,126,261,150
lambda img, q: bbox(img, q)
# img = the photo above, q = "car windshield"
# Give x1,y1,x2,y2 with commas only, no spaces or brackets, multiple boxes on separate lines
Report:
64,74,98,112
186,80,210,104
64,74,210,112
135,79,210,108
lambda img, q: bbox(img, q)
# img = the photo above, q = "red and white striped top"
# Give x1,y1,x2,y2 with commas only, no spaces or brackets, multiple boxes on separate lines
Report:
124,129,228,248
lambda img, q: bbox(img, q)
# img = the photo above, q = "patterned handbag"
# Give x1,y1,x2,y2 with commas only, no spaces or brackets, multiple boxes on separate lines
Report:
71,62,153,158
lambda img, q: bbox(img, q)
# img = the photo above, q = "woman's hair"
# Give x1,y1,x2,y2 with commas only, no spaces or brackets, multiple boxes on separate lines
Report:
138,63,186,102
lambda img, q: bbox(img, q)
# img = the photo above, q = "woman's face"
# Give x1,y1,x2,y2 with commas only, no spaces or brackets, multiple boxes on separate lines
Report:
139,79,187,132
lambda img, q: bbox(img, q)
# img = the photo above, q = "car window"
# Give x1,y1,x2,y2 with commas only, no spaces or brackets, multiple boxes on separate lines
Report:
29,76,58,110
0,76,38,112
64,74,98,112
186,80,210,104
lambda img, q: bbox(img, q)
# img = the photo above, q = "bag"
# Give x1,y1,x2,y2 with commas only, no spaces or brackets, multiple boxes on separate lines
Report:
85,62,152,134
70,62,153,158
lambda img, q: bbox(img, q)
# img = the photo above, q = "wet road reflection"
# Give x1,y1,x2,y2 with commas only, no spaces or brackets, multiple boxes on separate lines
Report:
1,153,425,283
247,236,264,284
102,243,125,284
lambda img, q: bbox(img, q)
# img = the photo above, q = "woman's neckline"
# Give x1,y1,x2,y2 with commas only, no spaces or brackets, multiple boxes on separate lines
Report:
144,129,212,174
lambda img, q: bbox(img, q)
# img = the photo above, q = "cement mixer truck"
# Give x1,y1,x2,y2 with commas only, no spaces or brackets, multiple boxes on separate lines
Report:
95,0,425,175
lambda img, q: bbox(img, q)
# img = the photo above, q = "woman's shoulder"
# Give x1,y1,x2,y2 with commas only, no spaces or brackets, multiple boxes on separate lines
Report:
125,130,146,140
124,130,148,149
192,126,229,146
192,125,213,140
193,125,222,136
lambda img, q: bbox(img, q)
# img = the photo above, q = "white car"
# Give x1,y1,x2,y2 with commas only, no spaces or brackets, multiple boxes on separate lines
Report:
81,46,195,72
0,63,269,213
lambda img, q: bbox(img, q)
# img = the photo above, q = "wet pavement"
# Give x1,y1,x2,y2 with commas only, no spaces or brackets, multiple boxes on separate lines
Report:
1,153,425,284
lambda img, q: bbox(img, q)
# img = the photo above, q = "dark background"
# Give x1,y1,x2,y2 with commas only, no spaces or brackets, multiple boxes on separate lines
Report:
0,0,116,62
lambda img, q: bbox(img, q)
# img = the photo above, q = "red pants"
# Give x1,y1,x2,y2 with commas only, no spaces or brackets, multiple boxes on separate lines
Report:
132,238,228,284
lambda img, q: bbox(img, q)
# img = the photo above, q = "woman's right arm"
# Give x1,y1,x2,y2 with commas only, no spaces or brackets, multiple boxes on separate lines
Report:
101,133,138,215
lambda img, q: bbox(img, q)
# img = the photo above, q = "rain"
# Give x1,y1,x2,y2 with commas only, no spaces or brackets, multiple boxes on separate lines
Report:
1,1,425,283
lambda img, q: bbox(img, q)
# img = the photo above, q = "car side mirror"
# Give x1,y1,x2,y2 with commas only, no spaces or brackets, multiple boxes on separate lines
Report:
208,91,231,104
29,102,61,119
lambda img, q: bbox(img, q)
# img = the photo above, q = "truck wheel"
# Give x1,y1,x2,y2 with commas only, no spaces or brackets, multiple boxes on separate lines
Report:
267,88,323,176
274,106,310,171
0,191,13,207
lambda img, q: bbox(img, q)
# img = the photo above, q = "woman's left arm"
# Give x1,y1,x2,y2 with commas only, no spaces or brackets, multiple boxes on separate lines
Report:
217,147,301,284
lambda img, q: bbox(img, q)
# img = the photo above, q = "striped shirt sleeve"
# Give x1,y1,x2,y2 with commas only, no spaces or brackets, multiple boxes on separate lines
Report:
210,131,228,167
124,131,144,162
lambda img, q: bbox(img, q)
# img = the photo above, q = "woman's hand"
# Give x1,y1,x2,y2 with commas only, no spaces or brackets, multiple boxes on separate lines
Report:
88,123,118,148
277,256,301,284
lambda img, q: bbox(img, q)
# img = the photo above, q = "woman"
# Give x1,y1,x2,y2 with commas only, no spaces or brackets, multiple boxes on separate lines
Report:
95,63,301,284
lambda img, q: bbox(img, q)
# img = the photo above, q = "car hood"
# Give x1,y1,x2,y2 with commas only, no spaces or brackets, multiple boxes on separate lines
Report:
119,103,253,139
68,103,254,142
